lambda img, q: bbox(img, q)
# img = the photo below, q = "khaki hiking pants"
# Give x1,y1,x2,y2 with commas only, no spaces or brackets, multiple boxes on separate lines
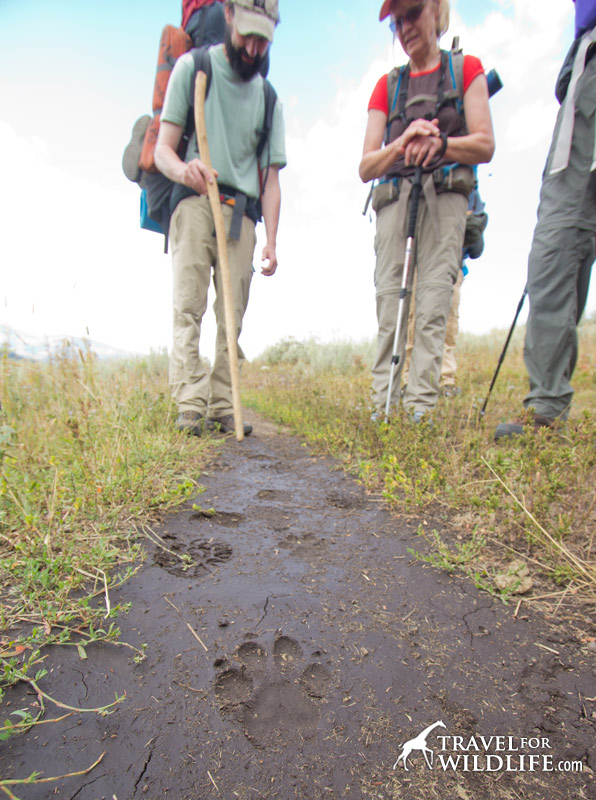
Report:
403,266,464,388
372,188,466,414
169,195,256,418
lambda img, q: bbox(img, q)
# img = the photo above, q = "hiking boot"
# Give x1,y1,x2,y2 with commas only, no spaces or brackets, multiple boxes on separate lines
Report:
409,409,434,427
175,410,204,437
207,415,253,436
122,115,151,183
494,414,556,441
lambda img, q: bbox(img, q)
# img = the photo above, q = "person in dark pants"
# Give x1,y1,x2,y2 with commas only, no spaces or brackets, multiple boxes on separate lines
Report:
496,0,596,439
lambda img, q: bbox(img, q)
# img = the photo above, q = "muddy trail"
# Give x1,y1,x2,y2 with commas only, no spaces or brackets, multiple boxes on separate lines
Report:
2,411,596,800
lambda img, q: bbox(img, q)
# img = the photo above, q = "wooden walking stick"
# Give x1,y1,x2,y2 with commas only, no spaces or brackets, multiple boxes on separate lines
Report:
194,71,244,442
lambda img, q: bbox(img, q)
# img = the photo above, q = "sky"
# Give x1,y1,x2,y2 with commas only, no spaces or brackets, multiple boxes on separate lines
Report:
0,0,587,361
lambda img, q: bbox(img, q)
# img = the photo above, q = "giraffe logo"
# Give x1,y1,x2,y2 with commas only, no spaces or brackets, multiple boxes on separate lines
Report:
393,720,447,770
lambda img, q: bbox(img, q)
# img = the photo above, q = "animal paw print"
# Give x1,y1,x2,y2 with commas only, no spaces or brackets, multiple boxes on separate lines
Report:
214,634,332,745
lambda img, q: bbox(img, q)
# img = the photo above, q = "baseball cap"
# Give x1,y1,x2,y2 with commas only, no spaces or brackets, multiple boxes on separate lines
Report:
231,0,280,42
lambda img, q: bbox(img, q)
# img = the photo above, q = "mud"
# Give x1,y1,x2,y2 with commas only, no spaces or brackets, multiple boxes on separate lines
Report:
2,410,596,799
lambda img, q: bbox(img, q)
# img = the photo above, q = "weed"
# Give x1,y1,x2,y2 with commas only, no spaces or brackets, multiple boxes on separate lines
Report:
0,347,215,719
408,526,487,574
243,322,596,607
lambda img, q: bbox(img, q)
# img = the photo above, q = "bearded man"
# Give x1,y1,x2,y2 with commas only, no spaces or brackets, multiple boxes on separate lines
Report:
155,0,286,437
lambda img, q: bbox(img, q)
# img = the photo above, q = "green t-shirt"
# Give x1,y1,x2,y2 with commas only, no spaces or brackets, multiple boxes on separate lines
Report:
162,44,286,200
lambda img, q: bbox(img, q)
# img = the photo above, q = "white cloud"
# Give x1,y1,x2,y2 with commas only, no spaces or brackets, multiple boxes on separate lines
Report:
0,120,176,355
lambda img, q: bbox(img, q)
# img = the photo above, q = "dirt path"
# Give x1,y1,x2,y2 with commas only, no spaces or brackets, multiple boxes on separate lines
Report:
2,411,596,799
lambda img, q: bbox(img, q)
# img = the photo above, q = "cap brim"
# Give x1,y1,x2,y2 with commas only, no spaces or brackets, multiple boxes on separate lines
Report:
234,7,275,41
379,0,393,21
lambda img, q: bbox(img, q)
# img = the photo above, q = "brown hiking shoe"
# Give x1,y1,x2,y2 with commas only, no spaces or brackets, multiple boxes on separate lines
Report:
207,414,253,436
175,410,204,437
494,414,556,441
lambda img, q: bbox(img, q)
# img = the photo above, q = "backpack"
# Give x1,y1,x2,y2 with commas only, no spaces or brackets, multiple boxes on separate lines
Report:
385,38,465,150
183,0,226,46
463,184,488,260
138,25,193,175
123,5,277,249
182,0,222,28
363,38,467,217
141,46,278,249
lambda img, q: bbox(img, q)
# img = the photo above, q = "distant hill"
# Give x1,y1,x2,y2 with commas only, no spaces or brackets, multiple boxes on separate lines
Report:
0,325,132,362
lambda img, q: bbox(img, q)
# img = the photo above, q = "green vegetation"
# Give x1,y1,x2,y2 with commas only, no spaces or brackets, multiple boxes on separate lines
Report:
243,316,596,607
0,317,594,766
0,346,216,741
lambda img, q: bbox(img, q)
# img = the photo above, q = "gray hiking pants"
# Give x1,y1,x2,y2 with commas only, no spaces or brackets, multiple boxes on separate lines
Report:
523,43,596,420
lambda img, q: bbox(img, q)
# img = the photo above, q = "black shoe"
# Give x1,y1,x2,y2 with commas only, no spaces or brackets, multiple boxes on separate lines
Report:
175,410,204,437
494,414,556,441
207,414,253,436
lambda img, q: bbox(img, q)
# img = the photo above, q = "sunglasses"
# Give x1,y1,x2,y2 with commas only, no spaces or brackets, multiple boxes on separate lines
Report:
389,1,427,34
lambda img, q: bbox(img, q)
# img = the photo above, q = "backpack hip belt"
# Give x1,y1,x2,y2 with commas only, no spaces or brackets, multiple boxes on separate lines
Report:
219,185,254,239
171,182,260,238
433,164,475,196
372,162,474,215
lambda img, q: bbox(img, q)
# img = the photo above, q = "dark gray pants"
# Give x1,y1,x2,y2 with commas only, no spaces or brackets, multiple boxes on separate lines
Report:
524,50,596,419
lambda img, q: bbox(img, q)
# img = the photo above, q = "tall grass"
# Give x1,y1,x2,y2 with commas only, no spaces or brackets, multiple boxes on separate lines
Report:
0,346,215,699
243,318,596,604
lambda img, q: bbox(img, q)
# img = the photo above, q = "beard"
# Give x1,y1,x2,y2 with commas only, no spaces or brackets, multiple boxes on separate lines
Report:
224,25,265,81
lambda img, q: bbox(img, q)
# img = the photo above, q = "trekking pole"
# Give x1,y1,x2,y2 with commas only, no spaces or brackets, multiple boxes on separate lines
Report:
480,287,527,417
384,164,424,419
194,71,244,442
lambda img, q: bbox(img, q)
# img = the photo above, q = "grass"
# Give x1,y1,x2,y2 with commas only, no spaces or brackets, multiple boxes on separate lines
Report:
0,345,217,740
0,319,594,782
243,317,596,619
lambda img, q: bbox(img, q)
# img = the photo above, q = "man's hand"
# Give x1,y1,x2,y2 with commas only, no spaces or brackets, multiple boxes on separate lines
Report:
261,242,277,276
182,158,218,195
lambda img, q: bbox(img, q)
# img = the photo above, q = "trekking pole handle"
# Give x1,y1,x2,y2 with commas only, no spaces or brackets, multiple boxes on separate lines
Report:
407,166,423,239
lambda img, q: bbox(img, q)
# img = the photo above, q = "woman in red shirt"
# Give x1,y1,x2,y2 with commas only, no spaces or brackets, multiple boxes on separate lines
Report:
359,0,494,421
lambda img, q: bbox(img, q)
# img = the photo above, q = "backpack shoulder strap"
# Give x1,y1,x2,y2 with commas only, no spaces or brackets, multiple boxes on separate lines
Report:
257,79,277,160
256,78,278,202
449,37,465,112
385,65,408,144
189,45,212,106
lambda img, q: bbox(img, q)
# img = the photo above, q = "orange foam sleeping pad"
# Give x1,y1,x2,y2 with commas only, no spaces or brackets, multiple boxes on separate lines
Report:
139,25,192,173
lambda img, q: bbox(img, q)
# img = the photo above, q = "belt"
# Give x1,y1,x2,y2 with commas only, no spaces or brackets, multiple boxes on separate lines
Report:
170,183,259,240
218,184,258,239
